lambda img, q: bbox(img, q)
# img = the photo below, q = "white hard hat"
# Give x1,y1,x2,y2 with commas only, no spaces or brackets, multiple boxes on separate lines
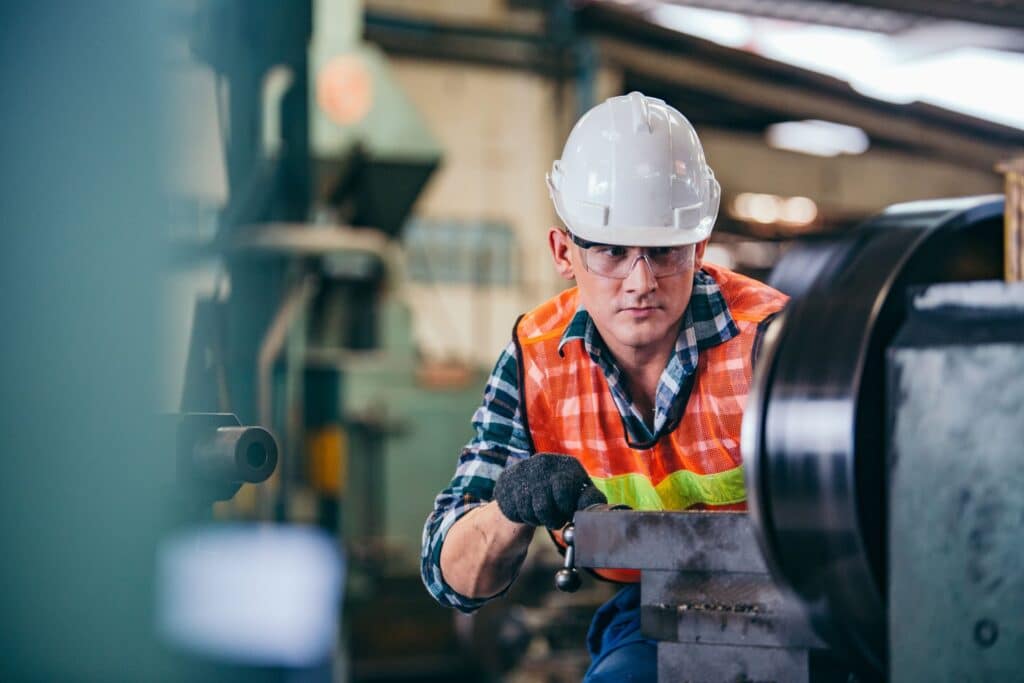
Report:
546,91,720,247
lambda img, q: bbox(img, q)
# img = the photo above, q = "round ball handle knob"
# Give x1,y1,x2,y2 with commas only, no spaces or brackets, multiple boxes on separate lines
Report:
555,567,581,593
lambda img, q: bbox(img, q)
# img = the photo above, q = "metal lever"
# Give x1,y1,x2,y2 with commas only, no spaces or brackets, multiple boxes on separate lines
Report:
554,523,582,592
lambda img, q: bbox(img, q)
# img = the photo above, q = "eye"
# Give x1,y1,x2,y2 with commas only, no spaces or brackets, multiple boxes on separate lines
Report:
649,247,674,257
596,246,628,258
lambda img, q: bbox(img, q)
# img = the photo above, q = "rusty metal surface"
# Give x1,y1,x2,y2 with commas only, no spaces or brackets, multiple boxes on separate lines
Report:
571,509,856,681
641,570,825,649
572,510,767,573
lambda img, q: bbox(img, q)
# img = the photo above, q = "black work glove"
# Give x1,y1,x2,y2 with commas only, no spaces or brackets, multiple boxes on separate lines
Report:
494,452,607,528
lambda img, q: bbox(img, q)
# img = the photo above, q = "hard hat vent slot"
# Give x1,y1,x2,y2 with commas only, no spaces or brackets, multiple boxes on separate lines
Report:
577,201,610,227
674,204,703,230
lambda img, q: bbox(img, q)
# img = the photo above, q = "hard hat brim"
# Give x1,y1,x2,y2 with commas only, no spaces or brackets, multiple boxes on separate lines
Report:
561,220,715,247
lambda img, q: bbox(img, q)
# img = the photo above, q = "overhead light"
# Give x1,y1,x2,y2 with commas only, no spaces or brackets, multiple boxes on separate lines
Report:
780,196,818,225
648,4,753,49
757,25,890,85
733,192,781,224
766,120,870,157
852,48,1024,130
731,193,818,229
747,193,781,224
647,4,1024,131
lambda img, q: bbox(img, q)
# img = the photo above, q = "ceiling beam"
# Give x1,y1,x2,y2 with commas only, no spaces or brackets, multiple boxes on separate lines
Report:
597,36,1022,171
364,11,574,77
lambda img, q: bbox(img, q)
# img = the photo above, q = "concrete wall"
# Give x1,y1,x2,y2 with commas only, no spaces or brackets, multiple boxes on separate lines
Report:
389,59,571,367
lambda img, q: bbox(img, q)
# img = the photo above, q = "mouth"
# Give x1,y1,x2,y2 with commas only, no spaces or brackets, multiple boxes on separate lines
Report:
620,305,660,316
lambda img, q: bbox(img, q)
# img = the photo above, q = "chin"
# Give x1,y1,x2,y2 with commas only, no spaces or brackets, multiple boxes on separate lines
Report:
612,324,665,349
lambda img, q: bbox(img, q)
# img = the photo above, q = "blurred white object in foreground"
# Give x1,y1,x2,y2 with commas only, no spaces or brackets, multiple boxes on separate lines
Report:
157,524,343,668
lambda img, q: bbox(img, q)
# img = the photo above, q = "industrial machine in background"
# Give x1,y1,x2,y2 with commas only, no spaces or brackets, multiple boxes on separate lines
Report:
168,1,517,680
570,195,1023,682
179,0,446,530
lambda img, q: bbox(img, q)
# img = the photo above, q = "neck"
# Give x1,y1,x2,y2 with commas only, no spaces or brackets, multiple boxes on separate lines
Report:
605,335,675,379
600,324,680,415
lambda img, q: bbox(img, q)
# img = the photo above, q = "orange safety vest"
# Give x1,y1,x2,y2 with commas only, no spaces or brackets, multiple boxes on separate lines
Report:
515,262,787,582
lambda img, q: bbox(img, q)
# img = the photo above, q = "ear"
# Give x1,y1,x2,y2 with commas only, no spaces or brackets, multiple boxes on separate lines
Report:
693,238,709,270
548,227,575,280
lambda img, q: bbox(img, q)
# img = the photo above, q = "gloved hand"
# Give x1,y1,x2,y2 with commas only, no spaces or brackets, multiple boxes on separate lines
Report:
494,453,607,528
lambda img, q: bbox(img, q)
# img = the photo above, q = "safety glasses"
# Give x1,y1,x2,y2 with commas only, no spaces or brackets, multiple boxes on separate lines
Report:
569,232,693,279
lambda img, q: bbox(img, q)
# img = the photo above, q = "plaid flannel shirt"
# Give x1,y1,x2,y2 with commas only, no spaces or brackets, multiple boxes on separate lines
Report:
421,268,740,612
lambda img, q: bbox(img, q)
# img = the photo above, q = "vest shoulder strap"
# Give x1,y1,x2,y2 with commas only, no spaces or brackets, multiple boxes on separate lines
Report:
517,287,579,344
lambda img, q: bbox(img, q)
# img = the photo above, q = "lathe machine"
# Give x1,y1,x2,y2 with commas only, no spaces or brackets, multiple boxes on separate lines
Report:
567,195,1022,682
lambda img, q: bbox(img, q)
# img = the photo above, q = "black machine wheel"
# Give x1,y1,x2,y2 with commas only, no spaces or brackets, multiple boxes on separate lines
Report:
742,196,1005,675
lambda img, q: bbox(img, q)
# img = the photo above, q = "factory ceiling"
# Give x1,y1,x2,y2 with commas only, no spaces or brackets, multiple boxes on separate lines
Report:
578,3,1024,171
366,1,1024,172
630,0,1024,33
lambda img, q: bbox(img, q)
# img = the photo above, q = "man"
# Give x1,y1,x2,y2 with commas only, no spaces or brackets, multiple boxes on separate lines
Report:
421,92,788,681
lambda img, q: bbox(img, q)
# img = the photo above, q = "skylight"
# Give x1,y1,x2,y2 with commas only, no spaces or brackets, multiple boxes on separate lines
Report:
645,3,1024,130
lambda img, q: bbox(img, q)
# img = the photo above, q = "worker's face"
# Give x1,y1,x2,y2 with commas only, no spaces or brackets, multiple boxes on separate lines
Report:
548,228,706,355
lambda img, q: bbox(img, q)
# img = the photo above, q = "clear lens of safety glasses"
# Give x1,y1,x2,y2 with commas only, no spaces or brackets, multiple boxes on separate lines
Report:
570,233,692,279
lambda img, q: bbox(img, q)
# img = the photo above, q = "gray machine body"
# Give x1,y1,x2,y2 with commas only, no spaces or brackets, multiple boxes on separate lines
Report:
888,280,1024,682
573,510,848,683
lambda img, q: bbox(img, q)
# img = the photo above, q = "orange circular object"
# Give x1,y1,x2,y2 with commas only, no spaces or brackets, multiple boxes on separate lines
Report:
316,55,373,126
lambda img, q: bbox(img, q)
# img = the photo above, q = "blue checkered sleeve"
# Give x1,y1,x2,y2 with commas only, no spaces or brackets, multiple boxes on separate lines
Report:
420,339,533,612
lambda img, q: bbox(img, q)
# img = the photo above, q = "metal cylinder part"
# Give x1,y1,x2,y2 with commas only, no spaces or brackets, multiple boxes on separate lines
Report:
742,196,1005,674
192,425,278,484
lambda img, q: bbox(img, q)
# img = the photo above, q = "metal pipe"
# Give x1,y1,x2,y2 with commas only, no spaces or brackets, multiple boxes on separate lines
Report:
257,275,319,430
192,425,278,484
256,274,320,516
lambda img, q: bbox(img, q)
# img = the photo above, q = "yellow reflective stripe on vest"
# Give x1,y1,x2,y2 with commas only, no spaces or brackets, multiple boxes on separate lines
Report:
591,465,746,510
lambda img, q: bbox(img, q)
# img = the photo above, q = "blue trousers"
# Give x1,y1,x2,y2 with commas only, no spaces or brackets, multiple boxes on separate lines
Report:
583,584,657,683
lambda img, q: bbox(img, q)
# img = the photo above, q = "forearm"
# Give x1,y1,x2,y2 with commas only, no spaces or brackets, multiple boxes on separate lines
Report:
422,340,534,609
439,501,535,598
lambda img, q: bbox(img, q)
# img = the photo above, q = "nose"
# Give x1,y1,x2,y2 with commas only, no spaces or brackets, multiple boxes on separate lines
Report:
623,253,657,293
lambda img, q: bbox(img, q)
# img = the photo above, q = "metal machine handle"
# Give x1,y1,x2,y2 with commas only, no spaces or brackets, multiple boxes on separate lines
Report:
554,523,581,593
